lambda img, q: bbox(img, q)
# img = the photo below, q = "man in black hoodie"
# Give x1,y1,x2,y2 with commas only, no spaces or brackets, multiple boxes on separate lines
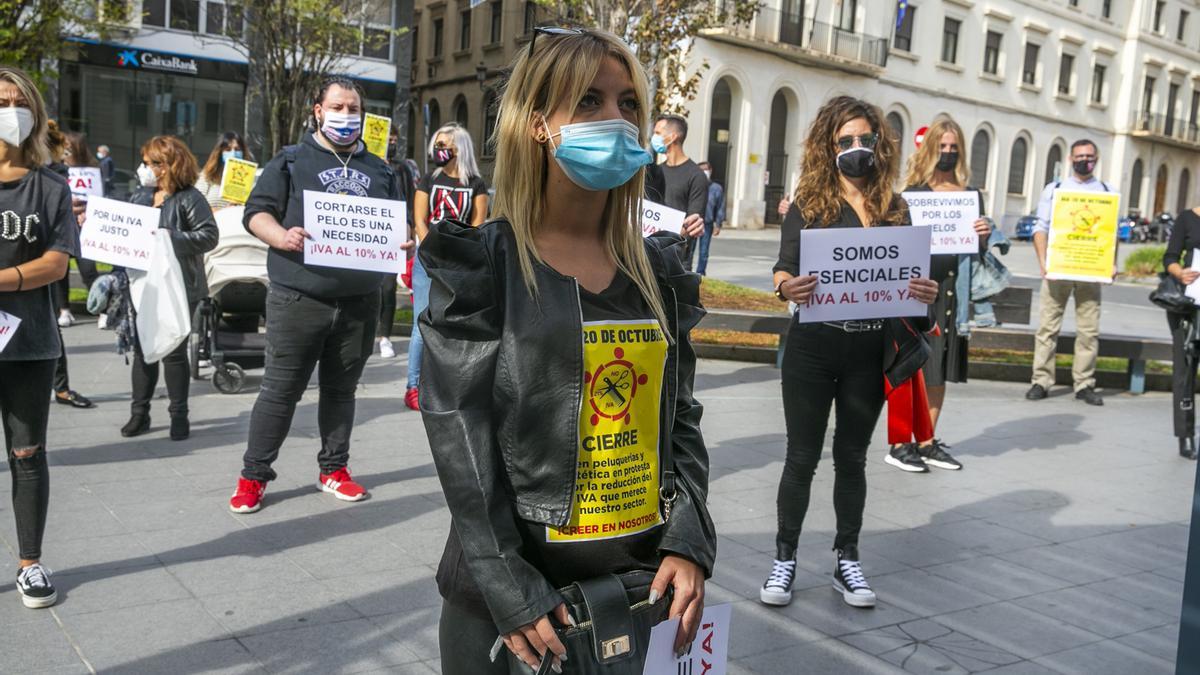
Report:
229,76,411,513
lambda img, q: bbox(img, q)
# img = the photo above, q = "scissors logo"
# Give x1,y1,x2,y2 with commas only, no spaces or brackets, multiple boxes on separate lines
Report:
584,347,649,426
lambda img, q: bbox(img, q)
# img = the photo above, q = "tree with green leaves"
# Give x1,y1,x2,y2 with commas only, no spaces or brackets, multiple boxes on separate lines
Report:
0,0,128,89
539,0,760,114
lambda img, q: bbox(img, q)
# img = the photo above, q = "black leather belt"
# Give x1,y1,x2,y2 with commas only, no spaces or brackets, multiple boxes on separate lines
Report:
822,320,885,333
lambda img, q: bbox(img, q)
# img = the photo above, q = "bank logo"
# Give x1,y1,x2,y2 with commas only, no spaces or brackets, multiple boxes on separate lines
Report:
117,50,140,68
317,167,371,197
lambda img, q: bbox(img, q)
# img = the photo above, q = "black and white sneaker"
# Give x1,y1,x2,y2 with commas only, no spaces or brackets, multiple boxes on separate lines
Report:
16,563,57,609
833,546,876,608
917,439,963,471
885,444,929,473
759,558,796,606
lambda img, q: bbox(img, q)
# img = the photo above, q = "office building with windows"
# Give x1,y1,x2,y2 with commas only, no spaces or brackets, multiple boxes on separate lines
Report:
687,0,1200,230
57,0,401,182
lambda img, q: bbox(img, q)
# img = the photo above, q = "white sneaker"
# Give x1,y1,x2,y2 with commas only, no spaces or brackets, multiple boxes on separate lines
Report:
57,310,75,328
760,558,796,606
379,337,395,358
833,546,876,608
16,563,57,609
96,313,108,329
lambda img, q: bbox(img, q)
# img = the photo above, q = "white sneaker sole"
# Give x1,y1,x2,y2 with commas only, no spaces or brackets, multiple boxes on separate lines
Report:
922,458,963,471
318,482,368,502
18,587,57,609
833,580,876,608
759,587,793,606
229,501,262,514
884,454,928,473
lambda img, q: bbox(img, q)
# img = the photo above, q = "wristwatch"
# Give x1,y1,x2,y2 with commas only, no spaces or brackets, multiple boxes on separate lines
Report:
775,280,788,302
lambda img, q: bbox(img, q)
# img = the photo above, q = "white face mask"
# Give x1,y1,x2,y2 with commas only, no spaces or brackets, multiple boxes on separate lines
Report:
703,170,712,181
137,163,159,188
319,110,362,146
0,107,34,148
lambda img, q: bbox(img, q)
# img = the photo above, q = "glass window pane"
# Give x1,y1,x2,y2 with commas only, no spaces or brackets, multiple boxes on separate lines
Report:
364,27,391,59
206,2,224,34
170,0,199,31
225,3,243,37
1007,138,1027,194
970,130,990,187
145,0,167,26
366,0,391,24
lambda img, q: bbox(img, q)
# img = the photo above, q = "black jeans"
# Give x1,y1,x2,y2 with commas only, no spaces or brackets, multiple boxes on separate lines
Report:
53,326,71,394
241,285,379,482
776,322,885,559
439,600,510,675
131,302,197,418
1169,310,1198,440
0,359,55,561
377,275,397,338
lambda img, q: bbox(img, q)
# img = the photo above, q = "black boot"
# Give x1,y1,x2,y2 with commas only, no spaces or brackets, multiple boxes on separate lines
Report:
121,414,150,438
169,416,190,441
1181,437,1197,460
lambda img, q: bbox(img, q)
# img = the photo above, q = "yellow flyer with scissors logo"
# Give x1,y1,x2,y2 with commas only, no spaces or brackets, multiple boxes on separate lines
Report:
1045,190,1121,283
218,157,259,205
363,113,391,160
548,320,667,543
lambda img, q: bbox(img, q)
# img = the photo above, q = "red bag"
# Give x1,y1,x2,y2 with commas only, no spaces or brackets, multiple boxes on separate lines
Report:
401,254,414,289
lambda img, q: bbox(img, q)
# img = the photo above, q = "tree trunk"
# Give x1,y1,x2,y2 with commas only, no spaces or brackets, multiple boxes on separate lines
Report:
391,0,415,162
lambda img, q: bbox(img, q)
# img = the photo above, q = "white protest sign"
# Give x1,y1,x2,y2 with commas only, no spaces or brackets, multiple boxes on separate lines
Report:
67,167,104,198
0,309,20,353
80,196,160,271
1186,248,1200,302
644,603,732,675
303,190,407,274
642,200,685,237
796,225,931,323
901,190,979,254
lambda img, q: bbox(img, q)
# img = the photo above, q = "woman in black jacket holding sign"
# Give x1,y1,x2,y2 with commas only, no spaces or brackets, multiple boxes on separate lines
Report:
760,96,937,610
1162,205,1200,459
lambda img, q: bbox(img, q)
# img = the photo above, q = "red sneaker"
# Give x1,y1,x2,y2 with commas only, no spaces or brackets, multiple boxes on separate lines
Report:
404,387,419,411
229,478,266,513
318,467,368,502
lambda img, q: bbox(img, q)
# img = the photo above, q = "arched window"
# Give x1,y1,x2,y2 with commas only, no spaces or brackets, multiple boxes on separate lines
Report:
482,89,499,156
453,95,469,127
885,112,904,151
1179,168,1193,213
1044,144,1063,186
426,99,441,138
1130,159,1144,210
970,130,990,190
1007,137,1028,195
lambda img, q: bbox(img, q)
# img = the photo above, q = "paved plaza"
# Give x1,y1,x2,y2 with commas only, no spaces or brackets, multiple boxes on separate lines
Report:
0,325,1191,674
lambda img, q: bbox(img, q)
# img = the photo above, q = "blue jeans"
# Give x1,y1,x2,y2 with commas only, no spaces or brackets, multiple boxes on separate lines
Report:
695,220,717,276
407,256,430,390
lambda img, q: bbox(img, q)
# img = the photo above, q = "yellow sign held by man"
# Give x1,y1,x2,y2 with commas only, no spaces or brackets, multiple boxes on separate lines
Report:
219,157,259,205
1045,190,1121,283
363,113,392,160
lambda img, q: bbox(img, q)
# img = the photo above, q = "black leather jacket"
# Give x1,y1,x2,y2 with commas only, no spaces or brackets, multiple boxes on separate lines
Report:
147,187,219,303
417,219,716,633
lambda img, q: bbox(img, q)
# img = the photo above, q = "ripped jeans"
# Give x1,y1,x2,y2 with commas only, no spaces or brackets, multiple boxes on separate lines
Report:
0,359,54,561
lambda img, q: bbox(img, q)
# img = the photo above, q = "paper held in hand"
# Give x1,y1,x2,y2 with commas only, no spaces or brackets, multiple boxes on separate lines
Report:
303,190,407,274
642,200,685,237
902,190,980,255
643,604,732,675
796,225,932,323
363,113,392,160
219,157,259,205
80,196,161,271
1045,189,1121,283
1186,248,1200,302
67,167,104,198
0,309,20,354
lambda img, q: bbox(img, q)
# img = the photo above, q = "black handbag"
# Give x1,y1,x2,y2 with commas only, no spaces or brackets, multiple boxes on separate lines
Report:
508,571,673,675
1149,272,1196,313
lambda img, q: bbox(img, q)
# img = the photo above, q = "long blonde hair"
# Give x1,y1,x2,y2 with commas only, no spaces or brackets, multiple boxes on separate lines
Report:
491,29,670,334
903,117,970,189
0,67,50,167
793,96,904,227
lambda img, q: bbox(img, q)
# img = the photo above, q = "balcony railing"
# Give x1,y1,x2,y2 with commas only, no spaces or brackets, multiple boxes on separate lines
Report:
708,6,889,69
1134,111,1200,145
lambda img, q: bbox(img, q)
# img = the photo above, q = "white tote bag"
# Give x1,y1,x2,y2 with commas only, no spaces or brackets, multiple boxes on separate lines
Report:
130,229,192,364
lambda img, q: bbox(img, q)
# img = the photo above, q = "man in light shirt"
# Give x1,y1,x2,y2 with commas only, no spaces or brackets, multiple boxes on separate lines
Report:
1026,139,1112,406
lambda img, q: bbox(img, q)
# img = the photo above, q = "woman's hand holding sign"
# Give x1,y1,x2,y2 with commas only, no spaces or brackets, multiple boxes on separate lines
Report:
907,277,939,304
279,226,312,252
777,273,818,304
973,218,991,239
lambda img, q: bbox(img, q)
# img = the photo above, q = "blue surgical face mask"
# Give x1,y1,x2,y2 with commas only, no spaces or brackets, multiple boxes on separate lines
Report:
546,118,653,192
222,149,243,162
650,133,668,154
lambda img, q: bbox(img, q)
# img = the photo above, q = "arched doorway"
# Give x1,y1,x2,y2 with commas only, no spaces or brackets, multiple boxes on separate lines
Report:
452,95,469,127
1154,165,1168,215
706,78,734,190
1044,144,1063,186
765,91,790,225
1130,159,1144,212
970,129,991,193
1179,168,1193,213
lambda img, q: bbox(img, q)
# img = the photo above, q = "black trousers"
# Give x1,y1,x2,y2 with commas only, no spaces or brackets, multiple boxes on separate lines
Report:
377,275,397,338
131,336,191,418
1169,310,1198,440
0,359,55,561
775,322,885,559
53,326,71,394
439,600,510,675
241,285,379,482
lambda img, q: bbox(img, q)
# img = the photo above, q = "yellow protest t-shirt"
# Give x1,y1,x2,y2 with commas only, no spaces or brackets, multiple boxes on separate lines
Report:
547,319,668,543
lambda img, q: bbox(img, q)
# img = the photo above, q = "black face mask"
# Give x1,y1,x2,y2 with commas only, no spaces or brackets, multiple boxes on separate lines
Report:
1073,159,1096,177
936,151,959,172
836,147,876,178
432,148,454,167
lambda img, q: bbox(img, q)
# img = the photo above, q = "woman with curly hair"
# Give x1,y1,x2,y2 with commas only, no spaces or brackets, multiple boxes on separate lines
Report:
759,96,938,610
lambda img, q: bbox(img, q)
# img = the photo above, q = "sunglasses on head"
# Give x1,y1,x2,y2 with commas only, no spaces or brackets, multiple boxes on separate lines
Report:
528,26,586,59
836,133,879,151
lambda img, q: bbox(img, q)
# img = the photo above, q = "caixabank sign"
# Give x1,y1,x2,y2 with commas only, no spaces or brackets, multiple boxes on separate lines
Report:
65,38,248,82
116,48,199,75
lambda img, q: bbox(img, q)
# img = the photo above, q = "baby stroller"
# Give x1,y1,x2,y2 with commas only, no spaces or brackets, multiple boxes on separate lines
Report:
190,206,269,394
